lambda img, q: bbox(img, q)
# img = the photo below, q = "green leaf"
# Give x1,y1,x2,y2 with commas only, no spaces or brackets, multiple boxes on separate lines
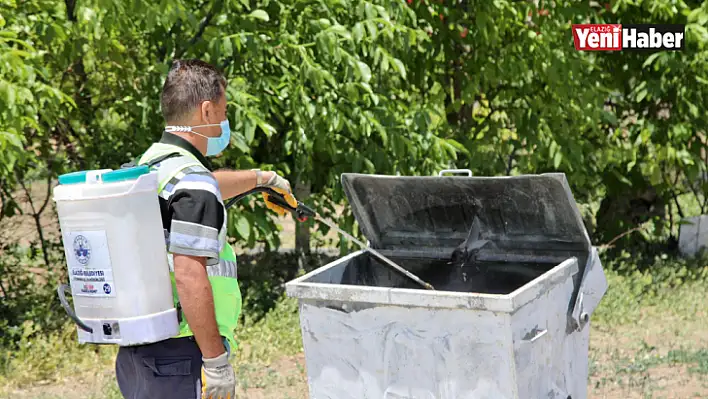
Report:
700,12,708,25
235,214,250,241
633,81,648,103
391,58,406,79
649,165,663,186
364,3,376,19
612,170,633,186
553,151,562,169
0,131,23,149
687,102,699,118
222,37,233,56
445,139,469,156
365,20,378,38
245,119,255,143
357,82,378,105
329,25,351,40
248,9,269,22
231,133,250,153
601,110,618,125
549,140,558,156
353,23,364,43
256,120,277,137
642,52,662,68
375,5,390,22
356,61,372,83
345,83,360,102
636,89,648,103
378,128,388,145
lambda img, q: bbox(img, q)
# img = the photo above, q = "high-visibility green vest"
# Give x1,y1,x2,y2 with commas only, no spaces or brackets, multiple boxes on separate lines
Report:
138,143,242,352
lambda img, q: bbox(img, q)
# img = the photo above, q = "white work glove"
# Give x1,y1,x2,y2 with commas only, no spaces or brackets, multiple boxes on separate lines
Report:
201,351,236,399
254,170,298,216
255,170,292,193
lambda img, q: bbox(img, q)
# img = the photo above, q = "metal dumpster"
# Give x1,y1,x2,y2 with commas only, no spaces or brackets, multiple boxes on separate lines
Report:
285,172,608,399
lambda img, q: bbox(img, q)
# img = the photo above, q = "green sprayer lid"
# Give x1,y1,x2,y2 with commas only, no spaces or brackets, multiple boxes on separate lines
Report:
58,171,89,185
101,165,149,183
58,166,149,185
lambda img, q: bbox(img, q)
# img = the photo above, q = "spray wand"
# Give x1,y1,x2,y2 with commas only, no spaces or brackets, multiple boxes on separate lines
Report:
228,187,434,290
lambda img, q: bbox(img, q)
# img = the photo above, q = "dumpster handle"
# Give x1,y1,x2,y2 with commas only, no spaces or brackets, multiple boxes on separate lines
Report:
526,328,547,343
522,326,548,343
570,247,608,329
438,169,472,177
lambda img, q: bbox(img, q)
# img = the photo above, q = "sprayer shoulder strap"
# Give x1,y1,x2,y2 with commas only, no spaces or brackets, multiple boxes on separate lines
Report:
139,146,206,197
120,151,181,170
145,152,182,168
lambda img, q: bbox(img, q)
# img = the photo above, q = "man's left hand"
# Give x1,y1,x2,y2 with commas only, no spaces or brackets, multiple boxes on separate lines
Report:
258,171,298,216
259,171,291,193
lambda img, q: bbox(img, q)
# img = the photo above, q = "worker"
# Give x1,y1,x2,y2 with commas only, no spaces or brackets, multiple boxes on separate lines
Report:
114,59,297,399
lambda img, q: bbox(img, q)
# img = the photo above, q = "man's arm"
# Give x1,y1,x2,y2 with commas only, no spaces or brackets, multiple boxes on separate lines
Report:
173,254,224,358
212,170,260,200
212,170,289,199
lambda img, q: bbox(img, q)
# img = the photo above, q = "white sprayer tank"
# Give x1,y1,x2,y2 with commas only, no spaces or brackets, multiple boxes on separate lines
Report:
53,166,179,346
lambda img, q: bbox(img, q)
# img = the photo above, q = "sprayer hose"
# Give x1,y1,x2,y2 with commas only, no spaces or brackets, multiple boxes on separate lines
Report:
57,284,94,333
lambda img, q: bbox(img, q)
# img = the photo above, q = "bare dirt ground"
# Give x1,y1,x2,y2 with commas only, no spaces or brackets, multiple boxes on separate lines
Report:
2,182,706,399
0,180,61,246
587,300,708,399
3,289,706,399
230,305,708,399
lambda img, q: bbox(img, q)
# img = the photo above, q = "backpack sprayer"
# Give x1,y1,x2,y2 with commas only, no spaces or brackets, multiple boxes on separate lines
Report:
54,168,432,346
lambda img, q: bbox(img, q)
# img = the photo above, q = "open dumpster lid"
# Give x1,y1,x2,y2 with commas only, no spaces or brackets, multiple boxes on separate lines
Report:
340,172,591,266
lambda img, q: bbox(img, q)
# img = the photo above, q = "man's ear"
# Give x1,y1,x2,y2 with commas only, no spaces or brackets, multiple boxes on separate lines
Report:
200,100,213,123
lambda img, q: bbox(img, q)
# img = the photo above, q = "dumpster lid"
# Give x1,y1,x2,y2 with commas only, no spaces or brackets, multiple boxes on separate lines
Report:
340,173,591,262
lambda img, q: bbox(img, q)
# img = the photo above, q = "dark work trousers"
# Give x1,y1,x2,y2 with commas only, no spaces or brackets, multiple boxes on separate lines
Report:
115,337,203,399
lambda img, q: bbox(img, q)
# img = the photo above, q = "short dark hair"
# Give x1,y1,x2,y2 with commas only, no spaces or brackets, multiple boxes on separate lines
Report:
160,59,227,123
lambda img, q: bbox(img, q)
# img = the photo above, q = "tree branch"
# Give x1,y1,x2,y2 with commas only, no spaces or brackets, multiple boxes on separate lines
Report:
671,191,684,219
0,179,5,223
65,0,77,22
597,221,651,250
661,162,684,219
17,178,36,215
158,21,183,62
38,174,52,215
174,1,221,59
0,278,7,299
506,146,516,176
0,183,20,216
668,199,674,241
17,176,51,268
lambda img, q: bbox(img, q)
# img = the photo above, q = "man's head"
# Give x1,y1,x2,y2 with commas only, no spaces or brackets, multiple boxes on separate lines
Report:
161,59,228,155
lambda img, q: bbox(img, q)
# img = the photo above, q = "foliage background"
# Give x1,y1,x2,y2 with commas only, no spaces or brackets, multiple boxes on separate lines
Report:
0,0,707,357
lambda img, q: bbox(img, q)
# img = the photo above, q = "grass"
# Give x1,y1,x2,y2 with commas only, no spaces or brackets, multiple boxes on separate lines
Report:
4,173,706,398
0,294,307,399
588,262,708,399
1,258,707,399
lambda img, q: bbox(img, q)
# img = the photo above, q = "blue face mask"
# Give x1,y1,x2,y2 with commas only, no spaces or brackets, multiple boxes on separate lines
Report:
165,119,231,157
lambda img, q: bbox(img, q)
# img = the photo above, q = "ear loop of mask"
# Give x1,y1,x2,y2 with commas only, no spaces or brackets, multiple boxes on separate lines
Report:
165,125,218,139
